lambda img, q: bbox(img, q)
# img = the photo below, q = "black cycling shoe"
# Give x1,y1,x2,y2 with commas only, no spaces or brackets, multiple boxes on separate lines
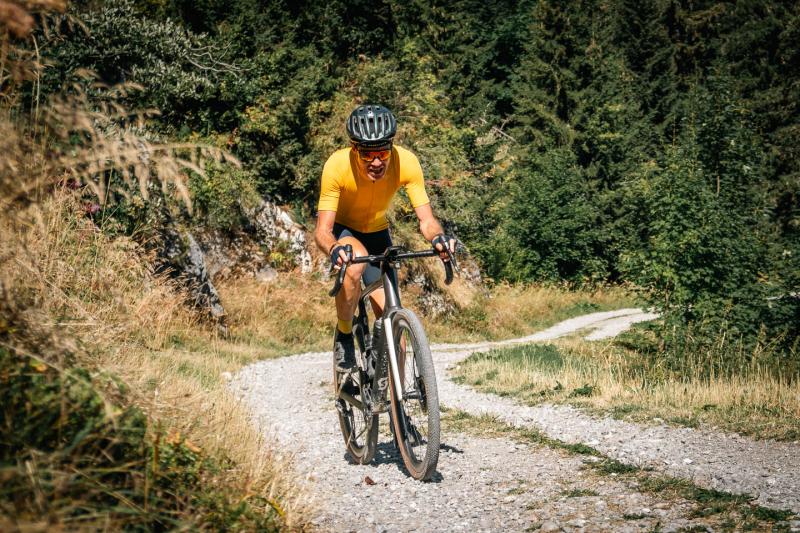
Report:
334,331,356,373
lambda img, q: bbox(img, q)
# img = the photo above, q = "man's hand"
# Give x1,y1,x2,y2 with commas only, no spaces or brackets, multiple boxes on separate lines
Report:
330,244,350,269
431,234,457,262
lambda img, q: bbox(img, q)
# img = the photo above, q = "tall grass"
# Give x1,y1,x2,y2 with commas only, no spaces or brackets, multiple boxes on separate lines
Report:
1,4,310,528
452,333,800,440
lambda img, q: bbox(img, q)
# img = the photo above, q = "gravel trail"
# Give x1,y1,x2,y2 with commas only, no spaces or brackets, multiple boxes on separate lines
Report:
231,309,800,530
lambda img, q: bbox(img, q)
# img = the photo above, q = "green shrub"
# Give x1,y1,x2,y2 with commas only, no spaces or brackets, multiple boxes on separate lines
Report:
621,90,796,373
489,148,608,283
0,348,280,531
189,163,261,232
39,0,239,128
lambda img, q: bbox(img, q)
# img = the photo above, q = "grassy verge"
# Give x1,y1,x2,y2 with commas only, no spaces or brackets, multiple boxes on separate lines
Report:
420,283,634,343
450,329,800,441
1,193,311,530
441,408,796,531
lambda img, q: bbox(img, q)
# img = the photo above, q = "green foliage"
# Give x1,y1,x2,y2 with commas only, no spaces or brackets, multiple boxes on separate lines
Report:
0,348,280,530
41,0,239,127
621,80,797,368
33,0,799,369
489,149,607,283
189,163,261,232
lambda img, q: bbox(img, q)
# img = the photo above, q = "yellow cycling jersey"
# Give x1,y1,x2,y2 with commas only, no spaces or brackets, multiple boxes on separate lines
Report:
317,144,430,233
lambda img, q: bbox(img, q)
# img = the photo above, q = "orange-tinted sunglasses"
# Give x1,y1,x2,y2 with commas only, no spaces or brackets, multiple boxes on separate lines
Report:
356,148,392,161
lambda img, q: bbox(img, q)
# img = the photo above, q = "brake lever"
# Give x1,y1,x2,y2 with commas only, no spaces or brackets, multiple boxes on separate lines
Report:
441,243,459,286
445,245,459,272
328,244,353,297
444,259,454,285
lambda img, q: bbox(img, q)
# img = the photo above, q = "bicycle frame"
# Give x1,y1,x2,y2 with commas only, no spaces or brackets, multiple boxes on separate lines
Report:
331,244,455,478
358,247,438,443
359,248,406,409
333,245,453,412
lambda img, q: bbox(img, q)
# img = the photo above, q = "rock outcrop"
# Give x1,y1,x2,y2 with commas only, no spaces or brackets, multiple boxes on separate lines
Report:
155,198,314,323
244,200,312,274
157,225,226,326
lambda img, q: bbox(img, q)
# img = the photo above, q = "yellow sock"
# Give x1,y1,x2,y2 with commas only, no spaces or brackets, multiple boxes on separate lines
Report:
337,318,353,335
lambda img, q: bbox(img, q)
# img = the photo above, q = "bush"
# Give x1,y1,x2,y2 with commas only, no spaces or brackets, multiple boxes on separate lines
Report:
488,148,607,283
0,348,280,531
189,162,261,232
622,134,786,373
38,0,240,128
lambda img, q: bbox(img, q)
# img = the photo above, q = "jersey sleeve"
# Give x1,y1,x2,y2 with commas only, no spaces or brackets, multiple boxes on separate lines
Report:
401,151,430,208
317,155,342,212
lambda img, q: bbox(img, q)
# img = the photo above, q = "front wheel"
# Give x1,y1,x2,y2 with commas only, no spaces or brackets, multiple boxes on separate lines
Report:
388,309,440,480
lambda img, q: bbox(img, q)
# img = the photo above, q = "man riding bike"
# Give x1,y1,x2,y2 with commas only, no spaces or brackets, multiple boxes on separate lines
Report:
314,104,455,373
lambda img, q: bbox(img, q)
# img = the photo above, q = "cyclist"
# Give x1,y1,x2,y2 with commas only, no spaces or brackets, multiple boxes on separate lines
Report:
314,104,455,373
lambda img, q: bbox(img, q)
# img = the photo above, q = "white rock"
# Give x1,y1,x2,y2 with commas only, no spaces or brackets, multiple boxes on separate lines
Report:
539,520,561,532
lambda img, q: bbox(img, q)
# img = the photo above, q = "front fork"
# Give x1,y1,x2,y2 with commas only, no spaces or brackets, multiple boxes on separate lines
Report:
383,314,413,441
383,315,404,403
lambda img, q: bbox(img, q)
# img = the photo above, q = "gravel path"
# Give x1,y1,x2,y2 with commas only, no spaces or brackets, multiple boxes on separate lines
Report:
231,309,800,531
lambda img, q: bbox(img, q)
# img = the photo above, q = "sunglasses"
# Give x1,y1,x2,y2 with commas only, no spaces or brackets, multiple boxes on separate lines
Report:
356,148,392,161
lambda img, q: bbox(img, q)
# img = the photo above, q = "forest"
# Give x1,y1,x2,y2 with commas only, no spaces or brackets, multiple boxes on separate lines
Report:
36,0,796,369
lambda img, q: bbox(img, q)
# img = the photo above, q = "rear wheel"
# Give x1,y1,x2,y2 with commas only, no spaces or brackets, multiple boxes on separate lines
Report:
388,309,440,480
334,322,378,464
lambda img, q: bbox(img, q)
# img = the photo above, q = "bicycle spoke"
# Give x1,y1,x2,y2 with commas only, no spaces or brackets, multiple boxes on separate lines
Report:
395,321,430,454
351,421,369,443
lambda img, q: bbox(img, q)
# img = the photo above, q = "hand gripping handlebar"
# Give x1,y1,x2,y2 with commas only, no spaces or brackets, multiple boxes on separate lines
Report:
329,244,353,297
329,246,456,298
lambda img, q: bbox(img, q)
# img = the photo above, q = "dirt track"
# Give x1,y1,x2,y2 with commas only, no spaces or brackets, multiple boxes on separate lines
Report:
231,309,800,531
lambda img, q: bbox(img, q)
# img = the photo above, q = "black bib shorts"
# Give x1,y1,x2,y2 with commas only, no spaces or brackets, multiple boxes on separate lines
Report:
333,223,398,289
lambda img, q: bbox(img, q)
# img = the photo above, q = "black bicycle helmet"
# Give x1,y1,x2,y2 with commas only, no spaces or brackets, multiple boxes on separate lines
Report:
346,104,397,148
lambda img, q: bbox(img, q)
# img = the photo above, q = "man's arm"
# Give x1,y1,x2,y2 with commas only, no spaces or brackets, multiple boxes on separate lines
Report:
315,210,339,255
414,203,456,261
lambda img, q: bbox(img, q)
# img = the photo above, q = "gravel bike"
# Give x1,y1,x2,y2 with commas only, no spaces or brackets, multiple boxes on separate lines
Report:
329,244,455,481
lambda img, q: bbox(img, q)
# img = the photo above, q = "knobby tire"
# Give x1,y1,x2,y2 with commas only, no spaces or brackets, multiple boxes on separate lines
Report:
388,308,440,481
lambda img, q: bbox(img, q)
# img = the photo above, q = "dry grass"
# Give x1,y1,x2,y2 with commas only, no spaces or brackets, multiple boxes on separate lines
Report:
1,6,312,524
218,275,334,356
420,282,635,343
1,190,315,528
452,336,800,440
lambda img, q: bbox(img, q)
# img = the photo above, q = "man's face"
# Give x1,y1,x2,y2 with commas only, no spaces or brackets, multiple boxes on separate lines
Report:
356,146,392,181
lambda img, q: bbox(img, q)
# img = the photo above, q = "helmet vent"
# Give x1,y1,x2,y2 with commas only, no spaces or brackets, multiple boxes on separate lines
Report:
346,104,396,147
